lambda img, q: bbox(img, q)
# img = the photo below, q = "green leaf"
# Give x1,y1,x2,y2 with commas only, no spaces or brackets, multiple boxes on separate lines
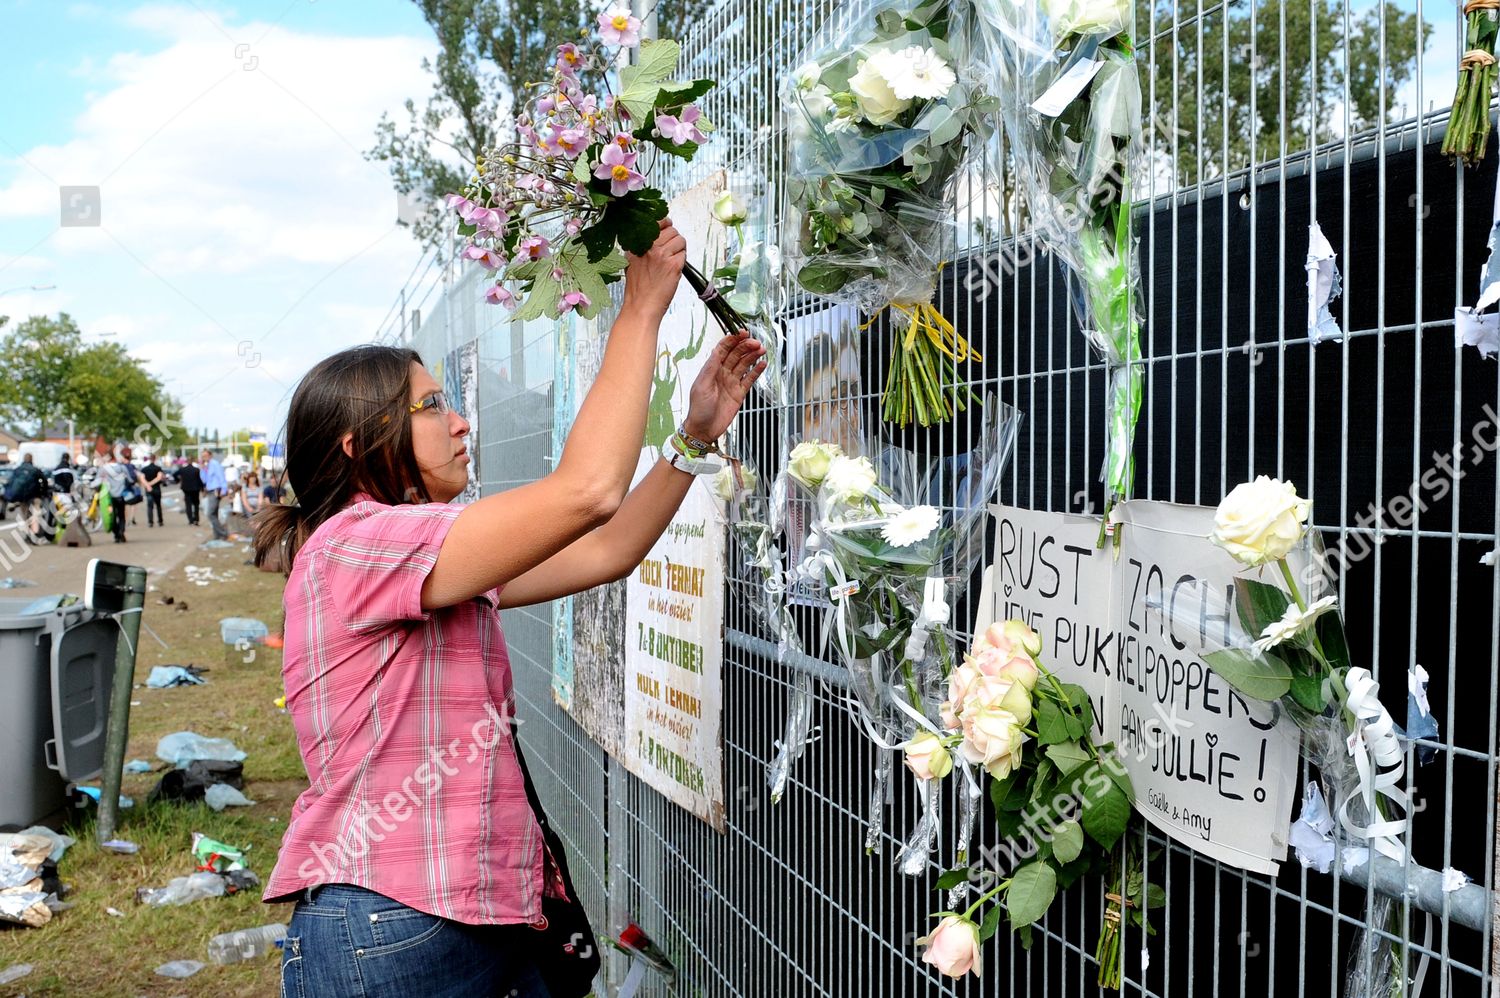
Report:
582,189,669,257
1097,752,1134,798
570,155,592,186
1079,777,1131,850
617,39,681,120
990,772,1029,813
646,135,700,161
1017,922,1034,950
1051,819,1084,863
1203,648,1292,701
935,867,968,890
1045,741,1091,777
797,260,850,295
656,78,715,107
979,901,1003,942
1234,578,1292,637
1034,700,1073,746
512,277,560,323
1005,861,1058,929
1316,609,1353,671
1288,669,1329,712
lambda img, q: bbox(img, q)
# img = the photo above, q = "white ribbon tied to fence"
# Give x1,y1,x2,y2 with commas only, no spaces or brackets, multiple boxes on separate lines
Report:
1339,667,1410,862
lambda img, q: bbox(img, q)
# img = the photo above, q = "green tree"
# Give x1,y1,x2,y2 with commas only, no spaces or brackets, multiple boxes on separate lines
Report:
369,0,715,249
65,341,167,444
1145,0,1427,182
0,313,84,434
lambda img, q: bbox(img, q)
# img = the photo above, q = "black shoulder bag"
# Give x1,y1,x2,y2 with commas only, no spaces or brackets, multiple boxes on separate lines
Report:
509,724,603,997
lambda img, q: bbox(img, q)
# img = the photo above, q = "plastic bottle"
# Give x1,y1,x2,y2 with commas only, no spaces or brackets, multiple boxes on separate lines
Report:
207,923,287,965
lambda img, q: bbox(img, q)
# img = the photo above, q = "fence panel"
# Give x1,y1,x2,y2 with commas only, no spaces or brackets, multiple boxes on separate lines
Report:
390,0,1500,993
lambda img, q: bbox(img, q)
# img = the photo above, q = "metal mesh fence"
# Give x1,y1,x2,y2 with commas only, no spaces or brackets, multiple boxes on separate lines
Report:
393,0,1500,992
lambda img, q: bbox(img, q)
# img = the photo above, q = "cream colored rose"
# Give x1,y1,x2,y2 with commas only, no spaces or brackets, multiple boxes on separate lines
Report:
980,619,1042,658
1042,0,1130,38
712,189,747,226
920,915,982,979
946,662,981,715
959,701,1026,780
822,454,878,501
787,440,843,490
1210,476,1312,566
848,54,911,127
903,730,953,781
710,463,756,502
966,673,1033,727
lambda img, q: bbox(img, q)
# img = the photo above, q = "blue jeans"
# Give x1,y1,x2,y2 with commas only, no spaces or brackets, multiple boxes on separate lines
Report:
281,884,553,998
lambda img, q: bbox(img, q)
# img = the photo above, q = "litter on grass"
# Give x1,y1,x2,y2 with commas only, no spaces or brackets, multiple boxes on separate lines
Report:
123,758,153,773
204,784,255,811
100,839,138,855
219,617,268,645
73,785,133,808
0,577,36,588
15,825,74,863
192,832,248,873
146,665,207,688
155,731,246,767
155,960,206,978
0,964,32,985
136,871,226,907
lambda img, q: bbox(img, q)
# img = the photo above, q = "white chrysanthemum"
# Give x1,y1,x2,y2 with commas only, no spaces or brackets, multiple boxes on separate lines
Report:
876,45,957,102
881,505,940,547
1252,595,1339,654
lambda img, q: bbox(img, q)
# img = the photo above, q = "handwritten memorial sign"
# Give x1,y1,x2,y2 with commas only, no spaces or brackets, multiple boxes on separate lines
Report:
977,505,1115,738
1111,500,1300,875
973,503,1301,874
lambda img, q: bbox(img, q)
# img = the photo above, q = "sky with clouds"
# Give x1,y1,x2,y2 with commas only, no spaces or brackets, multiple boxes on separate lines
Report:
0,0,437,439
0,0,1462,442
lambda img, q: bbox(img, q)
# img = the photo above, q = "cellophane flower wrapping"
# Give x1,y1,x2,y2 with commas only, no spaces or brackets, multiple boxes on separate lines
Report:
1150,526,1412,998
972,0,1143,505
783,0,997,427
715,186,789,405
794,397,1020,862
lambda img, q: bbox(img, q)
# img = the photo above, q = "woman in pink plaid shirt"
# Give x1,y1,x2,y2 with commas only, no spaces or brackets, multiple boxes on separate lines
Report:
255,219,765,998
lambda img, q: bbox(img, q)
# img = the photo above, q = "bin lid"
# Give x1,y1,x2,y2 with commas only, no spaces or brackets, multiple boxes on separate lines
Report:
50,618,118,782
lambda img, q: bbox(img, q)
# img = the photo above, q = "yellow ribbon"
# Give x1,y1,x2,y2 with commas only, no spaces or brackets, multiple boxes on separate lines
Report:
861,302,982,364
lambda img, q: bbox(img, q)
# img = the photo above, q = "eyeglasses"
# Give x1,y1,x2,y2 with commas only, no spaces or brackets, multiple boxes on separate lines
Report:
408,392,452,416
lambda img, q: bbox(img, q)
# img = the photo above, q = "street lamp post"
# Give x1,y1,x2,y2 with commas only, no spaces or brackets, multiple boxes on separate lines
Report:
0,284,57,297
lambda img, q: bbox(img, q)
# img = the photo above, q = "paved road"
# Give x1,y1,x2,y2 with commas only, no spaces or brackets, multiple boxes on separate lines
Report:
0,486,246,597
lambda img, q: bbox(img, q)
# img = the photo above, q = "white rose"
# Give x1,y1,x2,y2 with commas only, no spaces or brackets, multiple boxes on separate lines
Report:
848,55,911,127
792,60,823,90
822,454,878,501
979,619,1043,659
711,463,756,502
787,440,843,490
1042,0,1130,37
712,189,747,226
1210,476,1312,567
903,730,953,781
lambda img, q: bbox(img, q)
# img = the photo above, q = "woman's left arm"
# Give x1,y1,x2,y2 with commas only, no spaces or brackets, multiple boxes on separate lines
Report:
498,331,765,609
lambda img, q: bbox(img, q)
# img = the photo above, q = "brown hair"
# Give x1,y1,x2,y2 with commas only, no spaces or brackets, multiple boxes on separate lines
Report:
253,345,432,571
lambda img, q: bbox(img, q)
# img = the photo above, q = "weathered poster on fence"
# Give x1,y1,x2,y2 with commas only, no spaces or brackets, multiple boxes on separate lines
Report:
618,174,728,830
1111,500,1300,875
975,504,1115,739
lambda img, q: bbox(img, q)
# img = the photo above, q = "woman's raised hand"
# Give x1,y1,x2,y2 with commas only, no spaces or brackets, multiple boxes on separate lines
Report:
681,330,768,443
622,218,687,318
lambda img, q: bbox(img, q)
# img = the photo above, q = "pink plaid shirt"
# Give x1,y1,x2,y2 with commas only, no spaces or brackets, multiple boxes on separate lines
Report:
263,494,566,924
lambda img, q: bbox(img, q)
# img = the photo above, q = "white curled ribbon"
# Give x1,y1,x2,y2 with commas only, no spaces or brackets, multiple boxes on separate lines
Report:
1339,667,1410,862
903,575,950,663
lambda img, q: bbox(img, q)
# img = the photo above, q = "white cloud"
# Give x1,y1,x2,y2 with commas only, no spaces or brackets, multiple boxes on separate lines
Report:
0,4,440,435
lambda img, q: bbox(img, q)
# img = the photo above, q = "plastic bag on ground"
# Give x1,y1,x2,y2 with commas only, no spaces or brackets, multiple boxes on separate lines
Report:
0,964,32,985
146,665,207,688
219,617,268,645
192,832,248,872
15,826,74,864
156,731,246,767
0,891,52,926
136,871,226,906
204,784,255,811
148,759,245,804
154,959,206,978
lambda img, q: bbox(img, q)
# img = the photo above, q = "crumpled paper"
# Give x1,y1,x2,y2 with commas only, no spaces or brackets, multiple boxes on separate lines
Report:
1306,222,1345,343
1289,781,1337,873
1456,169,1500,359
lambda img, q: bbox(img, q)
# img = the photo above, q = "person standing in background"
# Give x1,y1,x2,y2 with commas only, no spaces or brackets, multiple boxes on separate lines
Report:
100,447,133,543
178,455,203,525
140,454,165,527
201,449,228,540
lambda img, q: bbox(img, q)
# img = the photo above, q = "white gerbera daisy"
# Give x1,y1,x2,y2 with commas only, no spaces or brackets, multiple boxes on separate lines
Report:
881,505,941,547
1252,595,1339,655
877,45,957,102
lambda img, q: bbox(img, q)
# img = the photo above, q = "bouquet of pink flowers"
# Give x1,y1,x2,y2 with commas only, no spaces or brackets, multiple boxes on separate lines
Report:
447,8,741,334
